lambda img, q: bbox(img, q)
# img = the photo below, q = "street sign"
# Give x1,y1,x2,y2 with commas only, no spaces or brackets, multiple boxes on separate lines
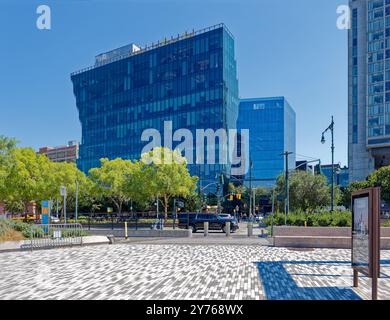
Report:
351,187,380,300
60,186,67,196
107,207,113,213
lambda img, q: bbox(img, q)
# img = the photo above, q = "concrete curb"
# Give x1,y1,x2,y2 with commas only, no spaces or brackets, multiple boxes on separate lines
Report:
89,228,192,238
0,235,110,253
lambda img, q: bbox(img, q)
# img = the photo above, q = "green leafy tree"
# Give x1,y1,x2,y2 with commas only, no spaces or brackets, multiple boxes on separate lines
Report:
276,171,337,212
1,148,53,219
140,147,198,218
340,180,370,208
0,136,18,203
340,166,390,207
123,160,152,209
89,158,136,214
0,135,17,163
46,161,92,216
367,166,390,204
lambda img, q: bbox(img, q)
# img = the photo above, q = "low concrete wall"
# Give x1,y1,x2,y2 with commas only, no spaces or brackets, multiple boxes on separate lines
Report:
273,226,390,237
90,228,192,238
0,236,110,252
273,226,390,249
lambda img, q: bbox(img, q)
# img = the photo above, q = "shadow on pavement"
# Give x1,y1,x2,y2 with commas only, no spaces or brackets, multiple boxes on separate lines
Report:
255,260,362,300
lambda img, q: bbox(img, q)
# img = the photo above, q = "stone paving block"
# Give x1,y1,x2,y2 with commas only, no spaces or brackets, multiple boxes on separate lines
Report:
0,244,389,300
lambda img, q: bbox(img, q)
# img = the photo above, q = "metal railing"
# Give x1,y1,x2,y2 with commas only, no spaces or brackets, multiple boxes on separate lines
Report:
27,223,84,250
70,23,232,76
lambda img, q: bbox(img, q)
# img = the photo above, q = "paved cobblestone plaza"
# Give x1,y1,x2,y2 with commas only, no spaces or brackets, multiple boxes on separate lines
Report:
1,244,390,300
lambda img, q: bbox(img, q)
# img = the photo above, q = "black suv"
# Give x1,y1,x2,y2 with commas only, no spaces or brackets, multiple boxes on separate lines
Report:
178,213,239,233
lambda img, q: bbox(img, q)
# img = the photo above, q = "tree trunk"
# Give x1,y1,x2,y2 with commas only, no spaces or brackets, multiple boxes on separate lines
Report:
111,198,121,215
24,201,28,223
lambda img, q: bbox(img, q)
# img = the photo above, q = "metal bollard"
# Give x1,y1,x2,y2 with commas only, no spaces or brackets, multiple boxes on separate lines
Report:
124,221,128,240
204,221,209,237
107,235,115,244
225,222,231,237
247,222,253,237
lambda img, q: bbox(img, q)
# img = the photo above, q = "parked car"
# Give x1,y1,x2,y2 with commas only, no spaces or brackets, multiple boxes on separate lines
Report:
51,217,60,223
178,213,239,233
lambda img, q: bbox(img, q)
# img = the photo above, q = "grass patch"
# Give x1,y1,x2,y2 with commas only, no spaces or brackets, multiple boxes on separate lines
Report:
0,229,25,242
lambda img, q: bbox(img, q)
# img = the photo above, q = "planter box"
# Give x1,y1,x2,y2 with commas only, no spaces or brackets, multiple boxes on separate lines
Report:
273,226,390,249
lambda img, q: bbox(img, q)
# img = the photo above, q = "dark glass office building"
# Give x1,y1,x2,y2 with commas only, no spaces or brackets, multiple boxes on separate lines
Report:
237,97,296,187
71,24,239,190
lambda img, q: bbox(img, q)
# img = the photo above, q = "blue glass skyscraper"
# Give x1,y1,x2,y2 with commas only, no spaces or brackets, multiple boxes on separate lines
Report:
71,24,239,191
237,97,296,187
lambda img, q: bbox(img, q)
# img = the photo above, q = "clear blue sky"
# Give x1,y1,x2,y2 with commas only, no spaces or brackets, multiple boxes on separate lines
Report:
0,0,348,166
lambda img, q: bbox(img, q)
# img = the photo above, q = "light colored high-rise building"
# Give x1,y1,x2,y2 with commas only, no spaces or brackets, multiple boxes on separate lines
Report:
349,0,390,182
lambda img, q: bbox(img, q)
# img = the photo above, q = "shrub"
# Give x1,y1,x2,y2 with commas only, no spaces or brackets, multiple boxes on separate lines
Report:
383,220,390,227
264,211,351,227
60,229,89,238
0,219,40,240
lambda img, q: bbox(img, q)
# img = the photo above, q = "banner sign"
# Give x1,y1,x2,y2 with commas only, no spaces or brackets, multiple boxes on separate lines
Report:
41,200,50,225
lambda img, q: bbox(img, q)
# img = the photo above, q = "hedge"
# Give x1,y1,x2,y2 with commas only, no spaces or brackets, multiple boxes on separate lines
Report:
264,211,352,227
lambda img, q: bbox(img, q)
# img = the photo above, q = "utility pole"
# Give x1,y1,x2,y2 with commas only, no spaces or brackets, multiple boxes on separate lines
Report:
281,151,293,224
253,188,256,217
156,196,159,220
60,186,67,224
217,173,224,214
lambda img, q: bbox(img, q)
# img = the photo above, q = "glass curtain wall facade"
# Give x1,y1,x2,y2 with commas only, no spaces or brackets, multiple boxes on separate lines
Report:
237,97,296,187
349,0,390,182
71,24,239,190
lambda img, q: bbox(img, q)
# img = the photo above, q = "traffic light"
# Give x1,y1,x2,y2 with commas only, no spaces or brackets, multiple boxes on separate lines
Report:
236,193,241,200
229,194,234,201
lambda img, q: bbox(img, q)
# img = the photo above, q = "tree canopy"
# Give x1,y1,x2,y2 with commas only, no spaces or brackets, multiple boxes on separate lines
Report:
140,147,198,217
276,171,339,212
89,158,136,214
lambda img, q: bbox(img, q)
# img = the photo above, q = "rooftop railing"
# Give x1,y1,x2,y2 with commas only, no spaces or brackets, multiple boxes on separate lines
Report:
70,23,233,76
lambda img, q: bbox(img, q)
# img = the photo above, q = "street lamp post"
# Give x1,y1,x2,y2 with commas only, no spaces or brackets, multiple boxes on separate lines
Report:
280,151,293,224
60,186,67,224
321,116,335,212
75,180,79,221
